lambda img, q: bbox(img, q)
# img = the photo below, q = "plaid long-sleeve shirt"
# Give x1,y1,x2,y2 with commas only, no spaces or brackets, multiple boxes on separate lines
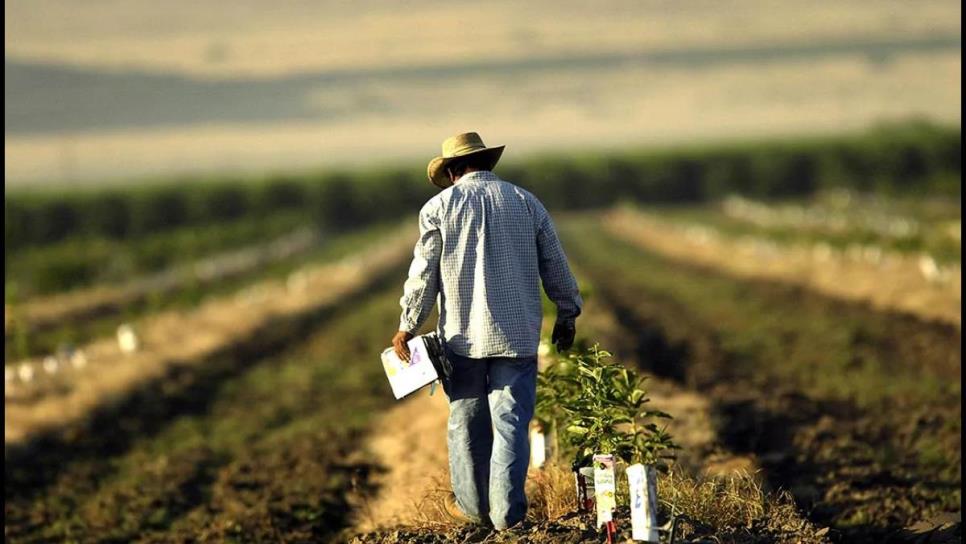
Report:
399,170,582,359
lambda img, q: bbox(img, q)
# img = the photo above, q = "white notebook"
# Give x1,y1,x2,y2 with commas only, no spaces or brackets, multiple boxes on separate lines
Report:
380,336,440,399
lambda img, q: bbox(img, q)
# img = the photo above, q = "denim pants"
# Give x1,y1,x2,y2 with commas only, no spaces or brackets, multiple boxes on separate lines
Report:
441,348,537,530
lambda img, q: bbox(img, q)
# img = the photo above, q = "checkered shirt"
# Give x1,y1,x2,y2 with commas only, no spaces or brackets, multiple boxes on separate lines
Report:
399,170,582,358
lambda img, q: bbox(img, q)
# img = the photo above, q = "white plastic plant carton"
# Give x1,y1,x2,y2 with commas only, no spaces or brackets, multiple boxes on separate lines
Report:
593,454,617,528
626,463,660,542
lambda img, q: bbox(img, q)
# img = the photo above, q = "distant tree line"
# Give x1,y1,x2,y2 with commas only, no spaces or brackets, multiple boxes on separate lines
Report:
6,120,960,253
507,119,960,210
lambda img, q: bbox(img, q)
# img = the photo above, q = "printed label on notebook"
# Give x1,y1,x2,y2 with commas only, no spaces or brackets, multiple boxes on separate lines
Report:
380,337,438,399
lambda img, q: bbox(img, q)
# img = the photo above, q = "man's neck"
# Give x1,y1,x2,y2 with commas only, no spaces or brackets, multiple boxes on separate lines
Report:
455,167,483,183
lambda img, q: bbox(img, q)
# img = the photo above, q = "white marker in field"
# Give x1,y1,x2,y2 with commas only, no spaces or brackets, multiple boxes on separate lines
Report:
530,426,547,469
18,363,34,382
627,464,660,542
537,340,551,357
117,324,140,354
71,349,88,369
42,355,60,374
918,255,942,283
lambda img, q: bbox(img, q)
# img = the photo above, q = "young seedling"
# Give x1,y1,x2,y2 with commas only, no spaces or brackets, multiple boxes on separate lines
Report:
535,343,680,540
537,344,679,469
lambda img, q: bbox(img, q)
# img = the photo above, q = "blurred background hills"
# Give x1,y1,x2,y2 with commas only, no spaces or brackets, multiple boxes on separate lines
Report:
4,0,961,187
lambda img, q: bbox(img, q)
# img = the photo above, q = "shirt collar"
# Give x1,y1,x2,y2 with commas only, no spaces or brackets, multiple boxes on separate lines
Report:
458,170,500,184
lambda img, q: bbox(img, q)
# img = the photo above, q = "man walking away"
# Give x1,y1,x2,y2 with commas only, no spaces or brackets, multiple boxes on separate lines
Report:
391,132,583,531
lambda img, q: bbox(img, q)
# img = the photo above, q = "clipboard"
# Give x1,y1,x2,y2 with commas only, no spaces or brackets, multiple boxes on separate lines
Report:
380,332,452,399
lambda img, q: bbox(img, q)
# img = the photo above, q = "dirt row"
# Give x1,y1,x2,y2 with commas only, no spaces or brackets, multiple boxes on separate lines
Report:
347,379,761,543
5,259,417,542
4,227,322,342
4,224,414,446
559,215,961,543
7,210,959,543
348,229,827,543
602,206,961,328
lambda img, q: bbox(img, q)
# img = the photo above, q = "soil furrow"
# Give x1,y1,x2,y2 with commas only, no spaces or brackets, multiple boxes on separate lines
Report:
5,269,410,542
560,214,961,542
602,207,961,327
5,227,322,341
5,227,413,445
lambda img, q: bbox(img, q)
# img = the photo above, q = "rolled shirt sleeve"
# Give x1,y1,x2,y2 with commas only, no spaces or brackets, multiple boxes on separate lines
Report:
399,205,443,334
534,201,583,324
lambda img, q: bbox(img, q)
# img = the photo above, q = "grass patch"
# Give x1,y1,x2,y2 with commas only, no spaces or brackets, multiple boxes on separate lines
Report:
659,470,828,543
526,463,580,523
404,462,830,543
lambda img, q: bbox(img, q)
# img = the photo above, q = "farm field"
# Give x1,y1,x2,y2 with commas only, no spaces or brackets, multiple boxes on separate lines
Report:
602,200,961,326
5,211,313,298
559,215,960,537
4,222,402,361
5,275,408,542
4,125,961,543
5,202,961,543
4,223,413,443
5,0,961,539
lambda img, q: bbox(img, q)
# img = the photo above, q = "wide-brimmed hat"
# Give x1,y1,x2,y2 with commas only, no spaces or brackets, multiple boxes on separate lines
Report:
427,132,505,189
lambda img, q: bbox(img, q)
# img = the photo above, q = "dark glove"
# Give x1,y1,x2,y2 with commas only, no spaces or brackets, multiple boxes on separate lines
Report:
551,320,576,352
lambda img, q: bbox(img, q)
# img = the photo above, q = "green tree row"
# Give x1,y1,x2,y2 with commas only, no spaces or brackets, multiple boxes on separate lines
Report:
6,119,959,253
505,119,960,210
5,170,428,253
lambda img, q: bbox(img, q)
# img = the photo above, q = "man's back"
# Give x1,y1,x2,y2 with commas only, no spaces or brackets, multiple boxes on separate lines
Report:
394,132,581,532
399,170,582,358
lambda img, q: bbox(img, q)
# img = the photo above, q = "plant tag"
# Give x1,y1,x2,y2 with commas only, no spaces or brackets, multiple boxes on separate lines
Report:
530,427,546,468
626,464,660,542
593,454,616,527
117,324,140,354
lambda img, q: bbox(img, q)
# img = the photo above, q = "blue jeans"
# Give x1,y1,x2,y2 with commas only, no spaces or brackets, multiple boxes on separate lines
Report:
441,348,537,530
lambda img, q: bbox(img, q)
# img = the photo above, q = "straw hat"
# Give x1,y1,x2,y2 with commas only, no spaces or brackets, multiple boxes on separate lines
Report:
427,132,505,189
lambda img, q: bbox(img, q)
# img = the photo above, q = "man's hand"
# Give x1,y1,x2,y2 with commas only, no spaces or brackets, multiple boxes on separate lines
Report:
551,320,575,352
392,330,414,361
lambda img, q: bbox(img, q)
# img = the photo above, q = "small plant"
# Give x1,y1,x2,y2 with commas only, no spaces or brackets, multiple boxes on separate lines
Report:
536,343,679,469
